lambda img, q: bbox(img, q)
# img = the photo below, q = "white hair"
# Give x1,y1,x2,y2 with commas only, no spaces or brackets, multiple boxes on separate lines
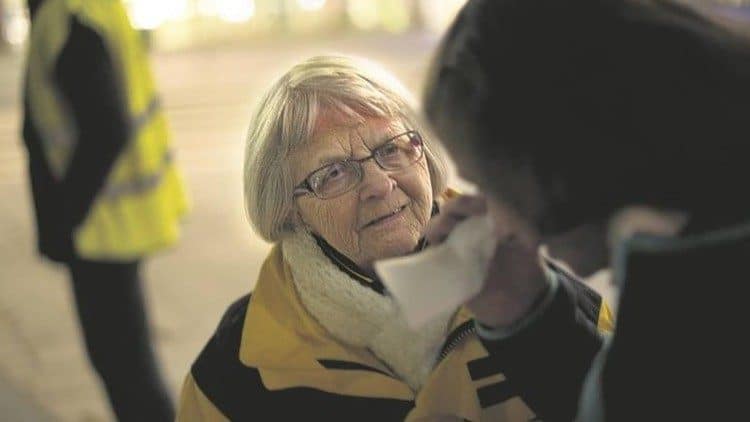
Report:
243,55,448,242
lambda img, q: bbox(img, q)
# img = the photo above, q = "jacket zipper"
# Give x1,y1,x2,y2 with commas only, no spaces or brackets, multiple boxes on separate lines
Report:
437,321,475,363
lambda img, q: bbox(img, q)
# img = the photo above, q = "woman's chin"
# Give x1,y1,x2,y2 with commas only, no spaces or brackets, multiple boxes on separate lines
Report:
366,235,420,263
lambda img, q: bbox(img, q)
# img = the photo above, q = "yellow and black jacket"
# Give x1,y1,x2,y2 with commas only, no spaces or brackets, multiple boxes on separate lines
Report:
178,239,613,421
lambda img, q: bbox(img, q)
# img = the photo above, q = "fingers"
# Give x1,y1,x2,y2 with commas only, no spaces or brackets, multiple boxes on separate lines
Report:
465,234,549,327
425,195,488,245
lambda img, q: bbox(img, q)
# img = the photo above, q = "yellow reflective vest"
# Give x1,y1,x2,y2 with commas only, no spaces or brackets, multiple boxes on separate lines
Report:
25,0,188,260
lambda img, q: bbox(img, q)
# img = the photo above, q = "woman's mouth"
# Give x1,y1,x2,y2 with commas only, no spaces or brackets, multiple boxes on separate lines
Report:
364,206,406,229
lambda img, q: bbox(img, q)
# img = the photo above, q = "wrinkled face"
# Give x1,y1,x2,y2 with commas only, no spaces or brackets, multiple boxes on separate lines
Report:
289,115,434,272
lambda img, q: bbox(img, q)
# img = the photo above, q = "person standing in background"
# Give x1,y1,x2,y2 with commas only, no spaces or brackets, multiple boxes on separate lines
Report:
22,0,189,420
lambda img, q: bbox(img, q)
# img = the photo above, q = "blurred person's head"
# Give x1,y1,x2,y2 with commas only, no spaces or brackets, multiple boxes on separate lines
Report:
424,0,750,275
244,55,448,272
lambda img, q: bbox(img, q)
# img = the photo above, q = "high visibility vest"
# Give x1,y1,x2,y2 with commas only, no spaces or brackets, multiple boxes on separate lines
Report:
25,0,188,261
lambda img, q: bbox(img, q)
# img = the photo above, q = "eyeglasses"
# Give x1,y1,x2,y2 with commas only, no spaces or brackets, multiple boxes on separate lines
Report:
293,130,424,199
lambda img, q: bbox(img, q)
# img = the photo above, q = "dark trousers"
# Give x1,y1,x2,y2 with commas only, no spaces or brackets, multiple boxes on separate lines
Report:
67,259,175,421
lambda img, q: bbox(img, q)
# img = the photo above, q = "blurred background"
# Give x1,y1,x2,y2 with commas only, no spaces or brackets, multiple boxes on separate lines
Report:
0,0,747,420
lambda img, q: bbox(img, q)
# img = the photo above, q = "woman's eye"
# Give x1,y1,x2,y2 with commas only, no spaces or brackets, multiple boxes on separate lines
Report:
316,163,346,188
380,144,399,156
326,165,343,179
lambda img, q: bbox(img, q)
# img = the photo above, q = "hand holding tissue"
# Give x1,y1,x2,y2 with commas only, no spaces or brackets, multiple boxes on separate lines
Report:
374,214,498,329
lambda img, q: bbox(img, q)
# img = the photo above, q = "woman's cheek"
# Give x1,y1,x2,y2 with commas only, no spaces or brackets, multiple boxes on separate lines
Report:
326,200,361,253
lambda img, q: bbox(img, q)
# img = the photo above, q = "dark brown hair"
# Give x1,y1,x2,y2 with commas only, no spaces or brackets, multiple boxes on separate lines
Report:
425,0,750,234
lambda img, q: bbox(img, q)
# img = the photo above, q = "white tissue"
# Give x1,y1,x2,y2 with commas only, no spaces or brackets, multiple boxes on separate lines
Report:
374,214,498,329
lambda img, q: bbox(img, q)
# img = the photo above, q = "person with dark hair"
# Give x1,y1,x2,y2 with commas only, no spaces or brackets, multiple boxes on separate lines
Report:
423,0,750,420
22,0,188,419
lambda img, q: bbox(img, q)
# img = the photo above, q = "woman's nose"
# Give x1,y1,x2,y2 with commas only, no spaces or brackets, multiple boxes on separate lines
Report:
358,161,396,200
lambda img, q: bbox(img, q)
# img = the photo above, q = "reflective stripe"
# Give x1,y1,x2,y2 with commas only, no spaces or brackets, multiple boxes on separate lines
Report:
98,96,165,200
100,149,173,200
45,77,78,148
46,127,75,147
46,96,160,149
132,97,160,132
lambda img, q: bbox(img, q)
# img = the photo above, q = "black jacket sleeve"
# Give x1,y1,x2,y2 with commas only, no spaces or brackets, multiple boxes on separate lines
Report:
478,274,606,422
54,16,132,230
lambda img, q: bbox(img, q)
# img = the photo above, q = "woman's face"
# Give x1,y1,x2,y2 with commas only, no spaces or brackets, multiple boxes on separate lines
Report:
289,115,434,272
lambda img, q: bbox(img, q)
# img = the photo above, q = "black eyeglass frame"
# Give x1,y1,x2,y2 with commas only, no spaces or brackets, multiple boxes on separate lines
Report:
293,130,424,199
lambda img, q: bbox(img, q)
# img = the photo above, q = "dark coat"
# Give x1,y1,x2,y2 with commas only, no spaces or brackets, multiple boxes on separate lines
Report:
587,223,750,421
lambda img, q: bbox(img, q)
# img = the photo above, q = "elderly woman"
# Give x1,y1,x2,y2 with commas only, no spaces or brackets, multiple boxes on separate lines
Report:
177,55,611,421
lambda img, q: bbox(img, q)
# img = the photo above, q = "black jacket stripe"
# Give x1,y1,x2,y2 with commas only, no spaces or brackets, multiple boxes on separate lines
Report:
317,359,393,378
467,356,498,381
477,380,517,408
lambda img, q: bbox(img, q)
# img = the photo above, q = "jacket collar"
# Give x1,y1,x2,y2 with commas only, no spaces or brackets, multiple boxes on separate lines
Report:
312,234,429,295
238,237,470,396
238,244,416,399
236,241,500,419
286,230,455,390
311,233,387,294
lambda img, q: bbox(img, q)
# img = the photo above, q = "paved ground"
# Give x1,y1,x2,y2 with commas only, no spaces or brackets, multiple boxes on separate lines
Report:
0,31,616,421
0,372,56,421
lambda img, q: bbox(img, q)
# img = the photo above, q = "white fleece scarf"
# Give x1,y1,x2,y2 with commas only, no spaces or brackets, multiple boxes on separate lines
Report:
282,230,453,392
